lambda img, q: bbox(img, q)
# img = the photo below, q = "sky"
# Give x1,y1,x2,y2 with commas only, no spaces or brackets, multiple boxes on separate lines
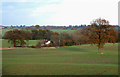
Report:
0,0,119,26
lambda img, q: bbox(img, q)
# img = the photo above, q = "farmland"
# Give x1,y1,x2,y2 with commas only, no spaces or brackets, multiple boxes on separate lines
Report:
1,27,119,75
2,43,118,75
1,0,119,76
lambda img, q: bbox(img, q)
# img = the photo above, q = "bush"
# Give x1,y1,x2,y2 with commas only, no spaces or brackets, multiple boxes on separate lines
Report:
36,42,41,48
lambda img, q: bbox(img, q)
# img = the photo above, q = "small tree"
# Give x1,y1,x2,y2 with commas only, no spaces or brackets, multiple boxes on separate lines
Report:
35,25,40,29
88,18,118,54
50,32,59,46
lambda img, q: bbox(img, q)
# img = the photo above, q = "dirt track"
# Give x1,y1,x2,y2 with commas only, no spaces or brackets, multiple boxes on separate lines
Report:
0,47,59,50
0,48,15,50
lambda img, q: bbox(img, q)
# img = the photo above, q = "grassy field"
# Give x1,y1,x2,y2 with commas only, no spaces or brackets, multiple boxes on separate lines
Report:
2,43,118,75
51,29,76,33
1,39,39,48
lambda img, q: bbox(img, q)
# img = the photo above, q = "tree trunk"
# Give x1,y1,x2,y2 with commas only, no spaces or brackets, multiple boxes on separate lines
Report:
14,40,16,47
21,43,23,47
98,47,101,53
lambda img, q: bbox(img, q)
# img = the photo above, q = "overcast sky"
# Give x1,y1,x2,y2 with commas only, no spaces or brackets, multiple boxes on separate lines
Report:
0,0,119,26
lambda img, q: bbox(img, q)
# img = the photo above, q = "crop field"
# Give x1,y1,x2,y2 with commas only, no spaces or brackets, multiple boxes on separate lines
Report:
2,43,118,75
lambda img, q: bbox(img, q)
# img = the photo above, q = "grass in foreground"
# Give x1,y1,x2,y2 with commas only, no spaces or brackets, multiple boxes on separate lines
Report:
2,43,118,75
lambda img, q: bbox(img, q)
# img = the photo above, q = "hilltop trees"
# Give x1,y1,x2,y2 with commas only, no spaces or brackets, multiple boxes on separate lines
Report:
3,29,30,47
35,25,40,29
87,18,118,54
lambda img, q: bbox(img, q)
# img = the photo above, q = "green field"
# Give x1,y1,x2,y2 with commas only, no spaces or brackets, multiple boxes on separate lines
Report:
2,43,118,75
1,39,39,48
51,29,76,33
